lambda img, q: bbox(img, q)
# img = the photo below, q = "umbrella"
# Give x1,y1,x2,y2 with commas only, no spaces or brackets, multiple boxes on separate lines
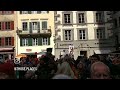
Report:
16,54,27,58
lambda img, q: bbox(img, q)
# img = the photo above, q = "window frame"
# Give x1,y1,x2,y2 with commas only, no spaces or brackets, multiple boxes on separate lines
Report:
22,22,28,31
95,27,105,39
77,28,88,40
62,11,73,25
94,11,104,23
76,11,87,24
32,38,38,46
42,37,48,45
22,38,28,46
5,37,11,46
63,29,74,41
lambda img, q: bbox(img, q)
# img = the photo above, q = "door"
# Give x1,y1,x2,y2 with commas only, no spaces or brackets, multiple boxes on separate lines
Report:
80,51,87,57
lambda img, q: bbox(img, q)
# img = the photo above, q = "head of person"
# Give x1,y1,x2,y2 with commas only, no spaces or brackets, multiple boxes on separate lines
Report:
0,62,15,79
52,74,72,79
90,54,100,64
46,48,52,55
77,61,85,70
24,71,35,79
90,61,111,79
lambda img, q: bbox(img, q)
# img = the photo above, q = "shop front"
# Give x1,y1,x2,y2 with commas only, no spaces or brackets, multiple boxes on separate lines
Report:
0,47,14,62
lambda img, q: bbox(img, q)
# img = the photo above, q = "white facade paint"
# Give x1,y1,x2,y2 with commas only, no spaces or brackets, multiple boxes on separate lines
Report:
16,11,55,56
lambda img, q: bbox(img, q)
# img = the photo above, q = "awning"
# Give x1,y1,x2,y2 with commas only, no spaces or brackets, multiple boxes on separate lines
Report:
0,48,13,51
94,50,111,54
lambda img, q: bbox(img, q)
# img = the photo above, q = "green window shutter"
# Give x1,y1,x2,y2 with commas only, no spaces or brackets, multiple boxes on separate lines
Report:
38,22,40,33
48,37,50,45
20,38,22,46
38,37,42,45
29,22,32,33
28,38,32,46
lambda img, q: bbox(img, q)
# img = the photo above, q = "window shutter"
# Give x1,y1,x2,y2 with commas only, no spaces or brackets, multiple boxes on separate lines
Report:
2,11,4,15
11,21,14,30
29,22,32,33
11,11,14,14
20,11,22,14
42,21,47,30
28,11,32,14
1,37,4,46
20,38,22,46
28,38,32,46
48,37,50,45
2,22,5,30
38,37,42,45
11,37,14,46
38,22,40,30
38,22,40,32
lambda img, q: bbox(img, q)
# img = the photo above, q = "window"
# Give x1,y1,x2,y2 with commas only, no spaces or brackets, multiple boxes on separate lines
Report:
28,11,32,14
31,11,37,14
32,38,38,46
119,17,120,27
79,29,86,40
114,19,118,28
22,22,28,31
22,38,28,46
5,37,11,46
21,11,28,14
4,11,12,14
42,21,47,30
42,38,48,45
96,12,103,23
41,11,48,14
37,11,41,14
32,22,38,30
64,14,71,24
5,22,10,30
64,30,72,41
78,13,85,23
0,38,1,46
0,22,1,30
96,29,105,39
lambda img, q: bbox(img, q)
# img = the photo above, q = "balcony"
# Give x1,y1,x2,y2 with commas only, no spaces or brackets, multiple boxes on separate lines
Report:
16,28,51,37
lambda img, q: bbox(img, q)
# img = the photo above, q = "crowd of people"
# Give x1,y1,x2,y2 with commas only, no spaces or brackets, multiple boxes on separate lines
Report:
0,48,120,79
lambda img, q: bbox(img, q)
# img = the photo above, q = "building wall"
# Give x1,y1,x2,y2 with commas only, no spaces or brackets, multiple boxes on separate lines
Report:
54,11,115,59
0,11,17,58
16,11,55,56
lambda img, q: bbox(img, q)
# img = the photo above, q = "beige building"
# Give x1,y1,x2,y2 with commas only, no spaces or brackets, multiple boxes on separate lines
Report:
54,11,115,59
16,11,55,58
0,11,17,61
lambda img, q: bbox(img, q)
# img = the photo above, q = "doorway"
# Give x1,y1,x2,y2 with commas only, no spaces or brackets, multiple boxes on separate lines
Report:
80,51,87,57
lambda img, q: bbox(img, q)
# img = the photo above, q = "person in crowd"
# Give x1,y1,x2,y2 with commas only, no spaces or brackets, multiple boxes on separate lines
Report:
76,61,87,79
90,61,111,79
52,74,72,79
86,54,100,78
55,55,76,79
0,61,15,79
24,70,37,79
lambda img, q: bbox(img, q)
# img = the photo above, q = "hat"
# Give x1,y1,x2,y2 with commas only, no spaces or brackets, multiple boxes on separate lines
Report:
46,48,52,52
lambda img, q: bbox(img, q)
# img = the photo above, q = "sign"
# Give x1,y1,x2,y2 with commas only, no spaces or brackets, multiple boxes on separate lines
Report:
69,45,74,55
26,49,32,52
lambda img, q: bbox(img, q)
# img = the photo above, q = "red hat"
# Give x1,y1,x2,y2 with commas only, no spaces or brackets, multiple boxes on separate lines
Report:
0,62,14,76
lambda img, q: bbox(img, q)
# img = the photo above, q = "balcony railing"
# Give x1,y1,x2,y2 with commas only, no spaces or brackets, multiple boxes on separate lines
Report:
16,28,51,36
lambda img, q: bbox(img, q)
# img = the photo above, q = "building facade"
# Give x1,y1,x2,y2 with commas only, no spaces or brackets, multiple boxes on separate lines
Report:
0,11,16,62
16,11,55,58
54,11,115,60
112,11,120,50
